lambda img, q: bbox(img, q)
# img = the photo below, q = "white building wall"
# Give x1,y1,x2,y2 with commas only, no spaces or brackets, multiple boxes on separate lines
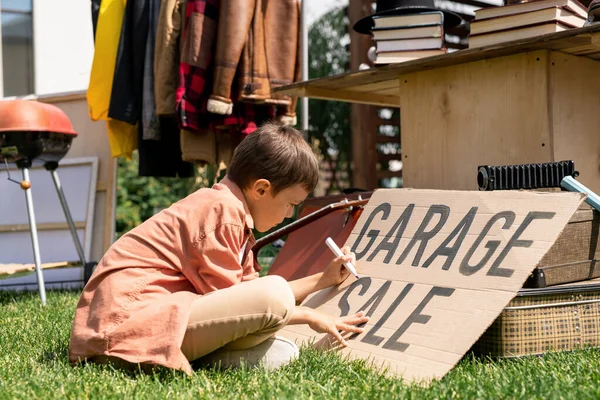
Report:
32,0,94,95
0,13,4,97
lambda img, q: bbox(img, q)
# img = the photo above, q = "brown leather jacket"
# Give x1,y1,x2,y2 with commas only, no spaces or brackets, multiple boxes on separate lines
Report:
155,0,300,120
154,0,184,116
208,0,301,119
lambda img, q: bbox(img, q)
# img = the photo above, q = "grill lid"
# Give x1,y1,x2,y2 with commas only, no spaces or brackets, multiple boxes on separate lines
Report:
0,100,78,136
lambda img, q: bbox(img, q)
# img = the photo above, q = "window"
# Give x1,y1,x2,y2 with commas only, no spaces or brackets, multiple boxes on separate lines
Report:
0,0,34,97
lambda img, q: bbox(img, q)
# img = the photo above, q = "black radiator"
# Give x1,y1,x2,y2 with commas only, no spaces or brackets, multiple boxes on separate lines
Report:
477,161,578,191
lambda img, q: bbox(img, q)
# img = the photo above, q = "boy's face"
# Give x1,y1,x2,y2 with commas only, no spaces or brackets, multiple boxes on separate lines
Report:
245,180,309,232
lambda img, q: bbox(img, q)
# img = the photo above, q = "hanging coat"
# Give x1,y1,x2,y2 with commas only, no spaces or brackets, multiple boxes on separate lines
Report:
107,0,192,175
91,0,102,39
86,0,138,159
207,0,301,121
108,0,149,125
154,0,184,117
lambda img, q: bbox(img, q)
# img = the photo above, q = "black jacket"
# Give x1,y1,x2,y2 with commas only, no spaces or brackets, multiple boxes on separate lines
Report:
91,0,101,39
107,0,150,124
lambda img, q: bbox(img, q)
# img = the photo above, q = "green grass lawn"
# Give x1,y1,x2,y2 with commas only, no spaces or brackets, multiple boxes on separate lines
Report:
2,290,600,400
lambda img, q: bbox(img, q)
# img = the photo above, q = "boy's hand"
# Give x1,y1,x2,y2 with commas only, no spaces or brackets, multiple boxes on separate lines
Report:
307,310,369,347
322,246,357,287
287,247,358,303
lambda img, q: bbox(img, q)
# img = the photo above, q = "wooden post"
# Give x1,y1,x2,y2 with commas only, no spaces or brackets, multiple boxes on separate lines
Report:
348,0,378,190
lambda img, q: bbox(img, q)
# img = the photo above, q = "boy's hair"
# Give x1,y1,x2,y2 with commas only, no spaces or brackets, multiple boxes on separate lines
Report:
228,122,319,195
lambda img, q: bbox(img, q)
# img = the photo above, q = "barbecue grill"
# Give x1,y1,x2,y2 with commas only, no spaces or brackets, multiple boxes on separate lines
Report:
0,99,91,305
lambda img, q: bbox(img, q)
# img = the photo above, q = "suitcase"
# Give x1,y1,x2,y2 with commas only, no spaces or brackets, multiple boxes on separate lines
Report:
473,278,600,357
524,206,600,288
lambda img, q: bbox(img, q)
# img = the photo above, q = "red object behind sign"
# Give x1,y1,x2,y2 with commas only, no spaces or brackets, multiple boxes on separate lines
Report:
267,196,367,281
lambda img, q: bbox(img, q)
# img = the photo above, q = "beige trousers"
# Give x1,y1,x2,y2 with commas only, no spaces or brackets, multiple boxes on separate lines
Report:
180,275,296,362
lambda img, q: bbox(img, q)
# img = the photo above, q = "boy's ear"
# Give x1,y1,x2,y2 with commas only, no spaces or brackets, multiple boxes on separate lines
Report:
249,179,272,198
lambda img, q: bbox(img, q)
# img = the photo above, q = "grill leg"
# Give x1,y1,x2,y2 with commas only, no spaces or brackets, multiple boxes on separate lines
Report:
22,167,47,306
48,169,87,268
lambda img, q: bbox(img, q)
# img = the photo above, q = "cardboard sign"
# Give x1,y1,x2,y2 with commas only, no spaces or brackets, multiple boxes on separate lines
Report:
279,189,585,383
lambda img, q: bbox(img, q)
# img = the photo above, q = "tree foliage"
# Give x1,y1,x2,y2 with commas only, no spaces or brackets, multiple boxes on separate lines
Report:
305,7,352,194
115,154,203,237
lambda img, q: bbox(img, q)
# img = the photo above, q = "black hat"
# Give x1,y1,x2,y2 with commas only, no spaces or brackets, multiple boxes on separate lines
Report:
353,0,463,34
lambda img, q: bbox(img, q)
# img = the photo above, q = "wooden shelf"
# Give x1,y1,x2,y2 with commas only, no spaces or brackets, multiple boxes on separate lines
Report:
274,25,600,107
376,170,402,179
376,135,401,144
375,115,399,125
378,153,402,163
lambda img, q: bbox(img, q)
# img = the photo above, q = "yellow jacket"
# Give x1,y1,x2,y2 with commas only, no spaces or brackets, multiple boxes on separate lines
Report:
87,0,137,159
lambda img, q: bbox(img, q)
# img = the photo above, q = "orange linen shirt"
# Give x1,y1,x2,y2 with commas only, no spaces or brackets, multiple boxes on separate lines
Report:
68,178,261,374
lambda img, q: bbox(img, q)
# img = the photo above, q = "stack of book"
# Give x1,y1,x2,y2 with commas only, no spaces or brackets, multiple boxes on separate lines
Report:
469,0,587,48
372,11,447,64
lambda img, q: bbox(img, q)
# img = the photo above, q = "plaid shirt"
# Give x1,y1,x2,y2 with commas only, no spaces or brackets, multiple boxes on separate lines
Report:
176,0,274,134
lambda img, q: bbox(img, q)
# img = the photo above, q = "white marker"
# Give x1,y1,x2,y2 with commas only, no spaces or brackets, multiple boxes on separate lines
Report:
325,237,359,279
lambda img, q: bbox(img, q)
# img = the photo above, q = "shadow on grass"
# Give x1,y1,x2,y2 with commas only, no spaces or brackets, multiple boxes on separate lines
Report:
43,345,190,382
0,289,41,305
40,342,70,364
0,289,81,305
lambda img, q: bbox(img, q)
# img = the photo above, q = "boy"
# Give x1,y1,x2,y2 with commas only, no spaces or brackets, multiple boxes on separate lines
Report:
69,122,369,374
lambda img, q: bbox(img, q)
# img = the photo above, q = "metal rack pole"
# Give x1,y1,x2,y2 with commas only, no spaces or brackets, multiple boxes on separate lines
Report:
301,0,309,138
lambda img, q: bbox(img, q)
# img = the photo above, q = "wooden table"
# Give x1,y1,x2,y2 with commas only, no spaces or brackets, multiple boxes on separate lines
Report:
275,25,600,192
0,262,68,277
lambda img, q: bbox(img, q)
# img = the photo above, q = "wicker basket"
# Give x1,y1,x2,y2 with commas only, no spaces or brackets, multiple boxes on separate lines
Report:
474,279,600,357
